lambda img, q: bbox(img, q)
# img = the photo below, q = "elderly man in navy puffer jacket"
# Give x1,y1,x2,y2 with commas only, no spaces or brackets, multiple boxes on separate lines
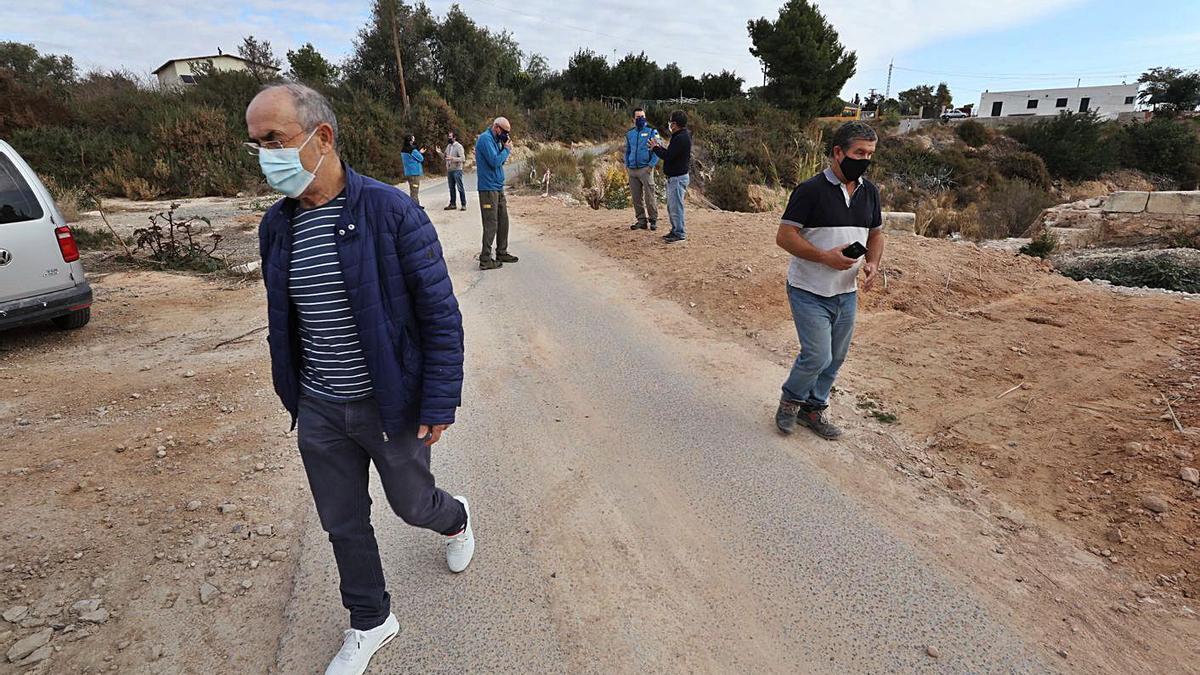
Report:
248,83,475,675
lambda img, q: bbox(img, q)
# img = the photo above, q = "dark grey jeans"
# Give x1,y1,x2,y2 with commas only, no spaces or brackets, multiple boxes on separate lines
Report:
297,394,467,630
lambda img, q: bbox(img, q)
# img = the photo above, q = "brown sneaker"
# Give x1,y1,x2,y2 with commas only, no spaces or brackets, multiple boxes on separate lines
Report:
496,253,519,263
797,405,842,440
479,258,504,270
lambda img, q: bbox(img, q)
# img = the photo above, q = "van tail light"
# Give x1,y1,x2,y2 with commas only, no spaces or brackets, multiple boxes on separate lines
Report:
55,226,80,262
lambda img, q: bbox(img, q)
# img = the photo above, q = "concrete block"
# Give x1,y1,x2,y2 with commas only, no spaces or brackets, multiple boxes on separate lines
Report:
1102,191,1149,213
1146,191,1200,216
882,211,916,234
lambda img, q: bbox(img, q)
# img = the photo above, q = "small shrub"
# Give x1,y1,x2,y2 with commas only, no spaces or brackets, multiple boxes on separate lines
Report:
706,165,755,212
870,410,898,424
1008,111,1119,180
527,91,624,143
955,119,990,148
600,163,630,209
40,175,85,221
131,203,225,272
975,177,1055,239
997,151,1052,190
1019,230,1058,258
577,152,597,190
526,147,581,193
1119,118,1200,189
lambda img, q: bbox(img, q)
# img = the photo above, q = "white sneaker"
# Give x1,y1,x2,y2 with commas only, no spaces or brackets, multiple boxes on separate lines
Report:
446,496,475,573
324,613,399,675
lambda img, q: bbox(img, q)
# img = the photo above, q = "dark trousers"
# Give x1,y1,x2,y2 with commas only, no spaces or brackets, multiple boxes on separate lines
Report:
297,395,467,630
478,189,509,260
448,170,466,206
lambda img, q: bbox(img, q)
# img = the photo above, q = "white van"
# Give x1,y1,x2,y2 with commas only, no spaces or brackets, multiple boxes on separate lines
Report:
0,139,92,331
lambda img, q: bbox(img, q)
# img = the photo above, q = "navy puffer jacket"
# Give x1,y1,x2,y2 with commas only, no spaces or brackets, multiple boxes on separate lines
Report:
258,163,464,434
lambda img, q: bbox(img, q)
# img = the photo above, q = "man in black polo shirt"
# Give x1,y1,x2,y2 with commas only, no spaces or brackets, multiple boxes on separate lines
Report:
773,121,884,439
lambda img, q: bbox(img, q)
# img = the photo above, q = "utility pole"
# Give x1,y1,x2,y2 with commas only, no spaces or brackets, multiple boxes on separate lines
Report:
389,2,411,118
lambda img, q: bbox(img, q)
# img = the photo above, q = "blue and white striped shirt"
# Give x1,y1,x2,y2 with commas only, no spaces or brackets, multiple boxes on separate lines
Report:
288,194,374,401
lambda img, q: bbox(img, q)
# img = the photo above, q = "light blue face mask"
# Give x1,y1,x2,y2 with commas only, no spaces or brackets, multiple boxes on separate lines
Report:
257,129,325,198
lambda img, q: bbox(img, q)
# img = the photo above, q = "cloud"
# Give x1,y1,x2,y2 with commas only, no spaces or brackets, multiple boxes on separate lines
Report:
3,0,1084,97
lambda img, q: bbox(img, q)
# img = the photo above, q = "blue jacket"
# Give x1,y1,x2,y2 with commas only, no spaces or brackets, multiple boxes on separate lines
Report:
625,126,660,169
258,163,464,434
475,129,510,191
402,149,424,177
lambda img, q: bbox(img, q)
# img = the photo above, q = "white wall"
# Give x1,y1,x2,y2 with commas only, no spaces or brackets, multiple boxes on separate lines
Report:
156,55,261,88
979,84,1139,120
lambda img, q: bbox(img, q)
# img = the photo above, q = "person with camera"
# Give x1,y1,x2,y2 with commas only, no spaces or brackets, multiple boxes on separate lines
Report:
773,121,884,440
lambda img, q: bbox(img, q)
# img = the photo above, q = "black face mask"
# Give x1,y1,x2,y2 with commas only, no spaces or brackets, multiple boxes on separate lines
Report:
839,155,871,182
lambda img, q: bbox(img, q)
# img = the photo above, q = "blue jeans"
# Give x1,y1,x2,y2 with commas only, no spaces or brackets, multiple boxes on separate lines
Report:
780,285,857,407
297,395,466,630
448,169,466,206
666,174,690,238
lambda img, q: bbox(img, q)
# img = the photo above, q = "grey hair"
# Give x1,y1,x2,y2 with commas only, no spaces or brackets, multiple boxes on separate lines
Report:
830,121,877,156
261,83,339,144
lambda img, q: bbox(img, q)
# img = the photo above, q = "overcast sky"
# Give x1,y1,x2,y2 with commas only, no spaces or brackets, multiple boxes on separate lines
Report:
4,0,1200,107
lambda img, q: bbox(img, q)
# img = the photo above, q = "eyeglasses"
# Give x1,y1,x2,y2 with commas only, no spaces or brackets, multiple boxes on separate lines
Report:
243,128,307,156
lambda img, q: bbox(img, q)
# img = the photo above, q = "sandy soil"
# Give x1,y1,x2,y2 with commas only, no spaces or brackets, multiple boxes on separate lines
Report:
3,188,1197,672
0,271,305,673
509,192,1200,672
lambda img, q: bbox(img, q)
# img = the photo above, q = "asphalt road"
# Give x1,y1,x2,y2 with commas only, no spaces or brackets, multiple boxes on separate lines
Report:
274,179,1049,673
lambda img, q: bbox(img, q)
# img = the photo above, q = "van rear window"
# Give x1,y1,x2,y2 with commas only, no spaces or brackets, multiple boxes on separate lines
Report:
0,153,45,224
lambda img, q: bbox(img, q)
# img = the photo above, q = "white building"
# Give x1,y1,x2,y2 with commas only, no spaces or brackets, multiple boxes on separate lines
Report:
153,53,279,88
978,83,1139,120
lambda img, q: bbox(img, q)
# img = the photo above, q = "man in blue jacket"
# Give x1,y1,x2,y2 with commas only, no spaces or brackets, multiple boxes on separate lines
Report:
475,117,518,271
625,108,659,231
247,83,475,675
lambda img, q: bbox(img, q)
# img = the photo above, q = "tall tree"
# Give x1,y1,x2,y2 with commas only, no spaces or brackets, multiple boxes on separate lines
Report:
747,0,855,118
610,52,658,99
1138,67,1200,113
238,36,281,83
343,0,436,110
286,43,339,86
700,70,745,99
934,82,952,110
897,84,937,115
429,5,523,109
0,42,77,92
562,49,610,99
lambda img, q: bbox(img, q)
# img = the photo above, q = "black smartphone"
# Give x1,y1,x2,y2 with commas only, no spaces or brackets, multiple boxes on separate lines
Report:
842,242,867,259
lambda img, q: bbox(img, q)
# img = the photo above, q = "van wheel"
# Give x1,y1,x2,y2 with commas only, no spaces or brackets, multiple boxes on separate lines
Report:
52,307,90,330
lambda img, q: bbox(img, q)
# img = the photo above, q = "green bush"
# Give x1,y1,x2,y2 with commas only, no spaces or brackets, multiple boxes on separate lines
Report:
955,119,990,148
997,151,1052,189
1019,230,1058,258
1120,118,1200,189
527,91,623,143
706,165,754,212
1007,111,1118,180
406,89,469,176
599,160,630,209
977,177,1055,239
